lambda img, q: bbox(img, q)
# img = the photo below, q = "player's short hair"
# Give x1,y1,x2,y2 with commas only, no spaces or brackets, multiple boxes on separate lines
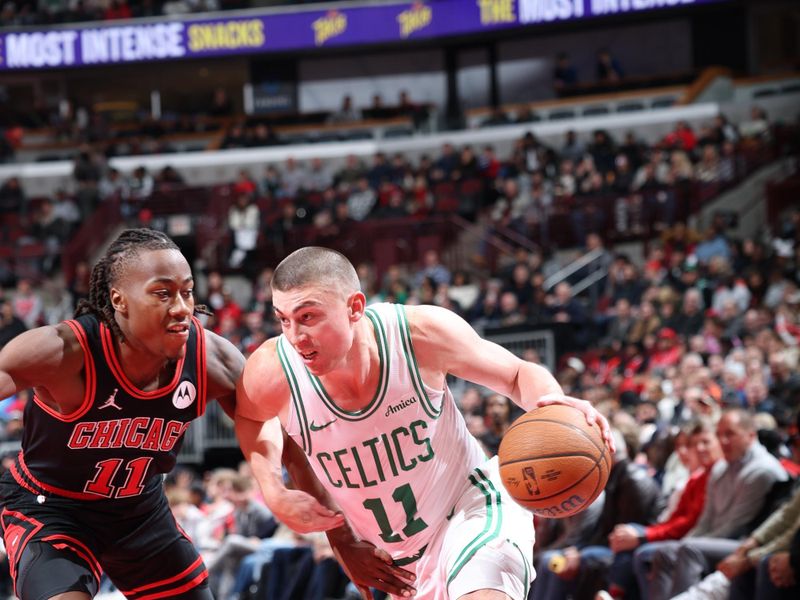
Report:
272,246,360,296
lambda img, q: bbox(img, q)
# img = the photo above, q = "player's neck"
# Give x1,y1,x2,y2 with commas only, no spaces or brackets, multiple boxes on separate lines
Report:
113,333,175,391
317,318,379,409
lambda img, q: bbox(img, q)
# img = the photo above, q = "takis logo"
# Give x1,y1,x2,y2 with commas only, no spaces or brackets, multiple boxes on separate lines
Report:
312,10,347,47
172,381,197,409
397,2,432,39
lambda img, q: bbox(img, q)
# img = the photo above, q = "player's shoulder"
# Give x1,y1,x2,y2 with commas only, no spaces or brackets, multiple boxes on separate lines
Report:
237,336,289,419
241,337,285,391
0,321,84,380
404,304,464,339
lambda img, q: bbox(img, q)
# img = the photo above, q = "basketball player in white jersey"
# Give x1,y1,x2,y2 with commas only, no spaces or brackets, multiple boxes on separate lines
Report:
235,247,614,600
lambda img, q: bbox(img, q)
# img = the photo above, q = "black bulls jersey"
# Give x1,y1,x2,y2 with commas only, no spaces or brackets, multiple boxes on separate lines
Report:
13,314,207,501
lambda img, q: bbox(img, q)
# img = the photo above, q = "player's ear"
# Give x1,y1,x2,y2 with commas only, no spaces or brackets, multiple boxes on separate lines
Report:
110,287,127,314
347,292,366,322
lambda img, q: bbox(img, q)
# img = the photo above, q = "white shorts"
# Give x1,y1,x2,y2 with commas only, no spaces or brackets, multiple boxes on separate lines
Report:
406,456,536,600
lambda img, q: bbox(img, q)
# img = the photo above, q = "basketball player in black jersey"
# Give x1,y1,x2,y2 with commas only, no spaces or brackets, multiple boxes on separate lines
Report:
0,229,413,600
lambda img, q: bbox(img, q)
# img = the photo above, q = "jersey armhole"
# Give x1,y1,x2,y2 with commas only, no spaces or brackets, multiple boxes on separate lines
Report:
33,320,97,422
193,316,208,418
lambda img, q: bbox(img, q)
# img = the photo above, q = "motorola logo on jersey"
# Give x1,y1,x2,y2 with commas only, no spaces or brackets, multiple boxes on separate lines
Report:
172,381,196,409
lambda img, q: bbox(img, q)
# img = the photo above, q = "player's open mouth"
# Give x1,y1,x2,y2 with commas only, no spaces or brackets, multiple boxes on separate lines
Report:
300,351,317,362
167,324,190,337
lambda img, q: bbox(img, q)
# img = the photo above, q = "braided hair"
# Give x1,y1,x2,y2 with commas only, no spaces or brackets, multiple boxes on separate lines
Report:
74,228,211,341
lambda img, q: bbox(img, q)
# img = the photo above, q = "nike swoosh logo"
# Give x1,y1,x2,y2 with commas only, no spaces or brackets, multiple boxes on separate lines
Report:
309,419,337,432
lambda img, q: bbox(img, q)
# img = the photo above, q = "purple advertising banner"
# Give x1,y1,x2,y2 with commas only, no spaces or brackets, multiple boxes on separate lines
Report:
0,0,726,70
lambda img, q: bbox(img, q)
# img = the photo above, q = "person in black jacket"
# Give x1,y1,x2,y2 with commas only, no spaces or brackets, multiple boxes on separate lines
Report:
532,428,663,600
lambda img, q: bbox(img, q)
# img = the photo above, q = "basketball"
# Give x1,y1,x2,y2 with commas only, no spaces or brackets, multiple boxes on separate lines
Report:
498,404,611,518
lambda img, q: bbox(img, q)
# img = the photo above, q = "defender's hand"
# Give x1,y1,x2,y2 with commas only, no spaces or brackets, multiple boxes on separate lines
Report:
330,538,416,598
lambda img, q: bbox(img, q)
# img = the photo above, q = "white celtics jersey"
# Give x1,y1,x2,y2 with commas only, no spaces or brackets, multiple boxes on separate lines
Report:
278,302,488,566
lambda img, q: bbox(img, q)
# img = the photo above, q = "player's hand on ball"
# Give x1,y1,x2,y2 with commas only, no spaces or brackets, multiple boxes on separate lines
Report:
535,393,615,454
330,537,416,598
272,489,345,533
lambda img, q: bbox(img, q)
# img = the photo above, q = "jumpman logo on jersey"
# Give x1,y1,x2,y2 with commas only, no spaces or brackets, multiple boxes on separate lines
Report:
99,388,122,411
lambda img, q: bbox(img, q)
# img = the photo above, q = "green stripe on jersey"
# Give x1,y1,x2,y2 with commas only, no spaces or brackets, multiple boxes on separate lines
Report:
447,467,503,585
394,305,441,419
511,540,531,594
277,337,312,455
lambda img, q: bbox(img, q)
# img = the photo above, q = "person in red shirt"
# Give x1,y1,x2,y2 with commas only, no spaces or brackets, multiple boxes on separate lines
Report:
601,418,722,599
649,327,684,372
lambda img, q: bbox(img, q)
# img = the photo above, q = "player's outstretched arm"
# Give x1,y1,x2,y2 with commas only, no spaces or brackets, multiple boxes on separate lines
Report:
407,304,614,453
235,339,344,533
0,324,84,412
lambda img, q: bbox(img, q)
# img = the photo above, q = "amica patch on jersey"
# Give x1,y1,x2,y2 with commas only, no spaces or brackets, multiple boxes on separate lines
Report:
172,381,197,409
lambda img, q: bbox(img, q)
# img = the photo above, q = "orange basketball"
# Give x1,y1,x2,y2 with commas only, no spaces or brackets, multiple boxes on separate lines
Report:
498,404,611,518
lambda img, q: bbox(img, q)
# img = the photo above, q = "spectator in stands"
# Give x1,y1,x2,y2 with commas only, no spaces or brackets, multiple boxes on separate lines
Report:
611,262,646,306
0,127,15,163
281,157,308,197
718,140,742,182
248,123,278,148
627,300,662,346
535,428,662,600
0,300,26,349
346,177,377,221
602,418,722,600
228,193,260,269
72,147,103,216
676,288,705,336
329,95,359,124
413,249,451,288
29,198,67,273
260,164,282,198
367,152,394,188
553,52,579,95
713,114,740,145
596,48,624,84
739,106,771,142
603,298,636,351
205,473,277,600
11,279,43,329
433,142,458,180
221,122,249,150
68,260,91,306
479,394,513,456
155,165,185,190
209,87,234,117
664,121,698,153
561,130,587,165
695,145,721,183
306,158,333,192
695,225,732,264
98,167,130,200
128,165,154,200
590,130,617,175
642,408,789,600
0,176,25,216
